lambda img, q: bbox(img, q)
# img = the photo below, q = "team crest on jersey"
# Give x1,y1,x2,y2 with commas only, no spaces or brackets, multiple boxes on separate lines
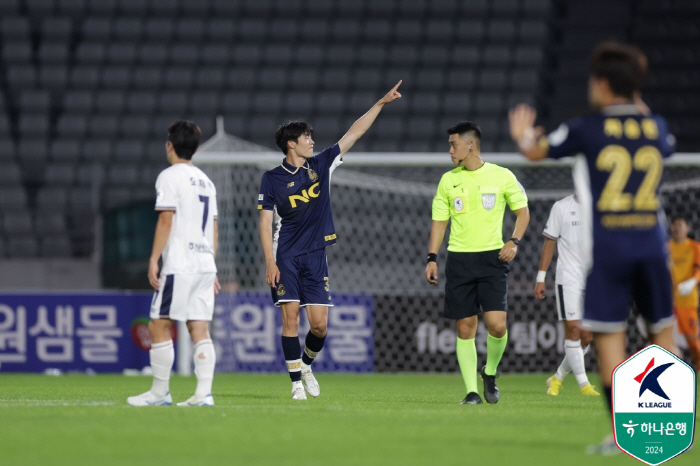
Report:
277,284,286,296
307,169,318,182
482,193,496,211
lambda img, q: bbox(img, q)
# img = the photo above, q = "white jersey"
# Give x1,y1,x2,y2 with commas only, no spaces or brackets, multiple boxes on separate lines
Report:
543,195,586,289
155,163,218,275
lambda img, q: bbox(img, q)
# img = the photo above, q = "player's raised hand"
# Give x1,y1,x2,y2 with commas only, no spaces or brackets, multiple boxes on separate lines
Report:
148,259,160,290
534,282,546,300
425,261,438,285
509,103,537,143
265,260,280,288
379,80,402,105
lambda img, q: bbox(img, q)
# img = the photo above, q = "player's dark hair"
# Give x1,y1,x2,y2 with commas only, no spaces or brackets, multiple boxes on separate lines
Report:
274,120,314,155
590,41,647,99
167,120,202,160
447,121,482,149
671,215,687,224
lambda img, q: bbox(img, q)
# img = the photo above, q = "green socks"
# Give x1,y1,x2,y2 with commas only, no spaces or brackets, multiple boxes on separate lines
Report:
456,337,478,393
485,331,508,376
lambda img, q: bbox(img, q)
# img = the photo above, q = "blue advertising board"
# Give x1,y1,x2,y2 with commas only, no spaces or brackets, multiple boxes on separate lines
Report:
0,293,154,372
214,292,374,373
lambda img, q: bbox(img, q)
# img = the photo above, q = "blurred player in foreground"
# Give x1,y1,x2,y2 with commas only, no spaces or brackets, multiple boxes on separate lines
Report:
668,215,700,370
259,82,402,400
535,194,599,396
128,121,220,407
509,41,676,453
425,121,529,405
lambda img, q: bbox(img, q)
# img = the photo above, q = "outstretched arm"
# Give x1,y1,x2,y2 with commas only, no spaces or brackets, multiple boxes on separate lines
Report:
509,104,548,161
534,237,557,299
338,80,403,156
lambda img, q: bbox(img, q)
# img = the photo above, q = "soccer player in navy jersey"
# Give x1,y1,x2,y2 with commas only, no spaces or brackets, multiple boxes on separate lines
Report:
258,81,402,400
509,41,677,453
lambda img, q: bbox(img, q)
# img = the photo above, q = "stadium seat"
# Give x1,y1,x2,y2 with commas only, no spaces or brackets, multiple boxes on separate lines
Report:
113,18,144,41
321,69,352,90
75,43,106,64
88,115,120,138
107,164,140,183
158,91,188,114
442,94,473,115
479,70,508,90
44,163,76,185
49,139,81,163
299,18,330,42
7,237,39,258
315,92,345,115
221,92,253,114
0,163,22,185
124,92,159,116
61,91,94,112
39,65,69,90
409,93,442,114
40,234,73,257
324,45,354,66
253,92,283,115
446,69,477,90
455,20,485,42
18,115,50,138
40,17,73,40
7,65,37,89
95,91,126,113
206,18,235,42
289,68,320,90
232,45,262,66
2,42,32,64
69,65,100,89
107,43,137,65
119,115,151,138
225,68,257,90
36,186,69,211
201,44,230,65
356,45,387,66
3,212,33,235
57,0,87,16
174,18,206,42
189,91,221,114
101,66,132,89
487,19,517,43
0,17,30,40
132,67,163,90
163,67,194,89
331,19,360,42
81,139,113,162
19,91,51,112
0,0,19,15
0,186,29,210
351,68,382,90
482,46,512,66
451,46,480,67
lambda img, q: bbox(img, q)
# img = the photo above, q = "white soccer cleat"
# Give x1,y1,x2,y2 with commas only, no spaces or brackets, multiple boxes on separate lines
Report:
177,394,215,407
301,369,320,397
127,391,172,406
291,381,307,400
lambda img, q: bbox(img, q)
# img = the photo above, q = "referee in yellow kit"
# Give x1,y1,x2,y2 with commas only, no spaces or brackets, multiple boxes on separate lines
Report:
425,121,530,405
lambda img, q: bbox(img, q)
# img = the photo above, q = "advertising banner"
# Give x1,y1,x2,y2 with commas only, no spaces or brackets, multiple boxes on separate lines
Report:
214,292,374,373
0,293,154,372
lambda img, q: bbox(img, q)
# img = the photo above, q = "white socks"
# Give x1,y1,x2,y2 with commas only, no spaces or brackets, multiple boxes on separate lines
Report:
150,340,174,397
554,340,590,387
193,339,216,399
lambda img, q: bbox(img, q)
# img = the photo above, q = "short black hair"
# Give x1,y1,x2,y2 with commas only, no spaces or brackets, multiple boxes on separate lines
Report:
167,120,202,160
671,215,687,224
590,41,647,99
274,120,313,155
447,121,482,148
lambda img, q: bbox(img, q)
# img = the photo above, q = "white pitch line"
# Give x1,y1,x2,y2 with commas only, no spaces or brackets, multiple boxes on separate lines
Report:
0,400,116,407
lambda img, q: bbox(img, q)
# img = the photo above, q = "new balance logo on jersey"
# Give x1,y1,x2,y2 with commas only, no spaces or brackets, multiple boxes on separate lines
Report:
289,182,320,208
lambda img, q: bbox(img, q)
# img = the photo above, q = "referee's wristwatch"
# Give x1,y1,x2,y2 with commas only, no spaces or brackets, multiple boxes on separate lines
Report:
509,237,521,245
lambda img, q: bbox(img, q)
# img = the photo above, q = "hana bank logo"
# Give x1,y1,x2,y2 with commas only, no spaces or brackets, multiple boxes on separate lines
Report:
635,358,674,408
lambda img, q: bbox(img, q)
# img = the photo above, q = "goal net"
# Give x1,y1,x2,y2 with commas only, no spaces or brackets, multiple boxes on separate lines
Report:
198,132,700,373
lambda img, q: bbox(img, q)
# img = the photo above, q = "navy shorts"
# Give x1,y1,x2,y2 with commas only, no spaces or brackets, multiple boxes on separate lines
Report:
444,250,510,320
583,251,673,333
270,248,333,307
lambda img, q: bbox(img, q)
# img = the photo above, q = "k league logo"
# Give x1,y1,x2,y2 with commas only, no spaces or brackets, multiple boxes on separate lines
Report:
612,345,696,465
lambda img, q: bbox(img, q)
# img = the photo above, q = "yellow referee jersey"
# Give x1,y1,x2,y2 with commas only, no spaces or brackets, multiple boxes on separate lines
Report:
668,238,700,308
432,162,528,252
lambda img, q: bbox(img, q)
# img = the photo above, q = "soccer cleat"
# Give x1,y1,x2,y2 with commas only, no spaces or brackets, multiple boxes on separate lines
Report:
480,366,500,404
291,381,307,400
177,394,215,407
546,376,563,396
301,368,320,397
580,384,600,396
127,390,172,406
460,392,483,405
585,434,621,456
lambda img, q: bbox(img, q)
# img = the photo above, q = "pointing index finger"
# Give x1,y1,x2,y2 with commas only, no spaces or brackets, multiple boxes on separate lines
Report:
392,80,402,92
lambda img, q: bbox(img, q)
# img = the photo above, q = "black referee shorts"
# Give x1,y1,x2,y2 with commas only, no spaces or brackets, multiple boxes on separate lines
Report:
444,249,510,320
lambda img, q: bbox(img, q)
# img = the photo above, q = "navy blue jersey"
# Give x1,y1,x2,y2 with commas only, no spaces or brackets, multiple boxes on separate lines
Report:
258,144,342,259
546,104,675,260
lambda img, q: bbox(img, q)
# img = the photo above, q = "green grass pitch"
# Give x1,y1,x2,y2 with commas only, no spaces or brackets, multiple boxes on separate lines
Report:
0,373,696,466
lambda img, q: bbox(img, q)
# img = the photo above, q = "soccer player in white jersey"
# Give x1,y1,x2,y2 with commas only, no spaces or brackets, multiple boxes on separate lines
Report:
535,194,599,396
259,82,402,400
128,121,220,407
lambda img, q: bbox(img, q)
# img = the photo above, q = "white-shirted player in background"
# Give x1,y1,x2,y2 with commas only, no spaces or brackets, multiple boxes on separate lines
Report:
128,120,220,407
535,194,599,396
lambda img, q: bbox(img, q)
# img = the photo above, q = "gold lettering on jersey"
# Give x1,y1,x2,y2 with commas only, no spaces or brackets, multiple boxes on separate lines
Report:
604,118,623,138
324,234,337,241
624,118,640,139
641,118,659,140
601,214,657,229
288,182,320,208
287,182,295,188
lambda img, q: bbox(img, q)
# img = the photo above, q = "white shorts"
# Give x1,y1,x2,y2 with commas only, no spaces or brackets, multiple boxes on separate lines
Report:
150,273,216,322
555,284,584,321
